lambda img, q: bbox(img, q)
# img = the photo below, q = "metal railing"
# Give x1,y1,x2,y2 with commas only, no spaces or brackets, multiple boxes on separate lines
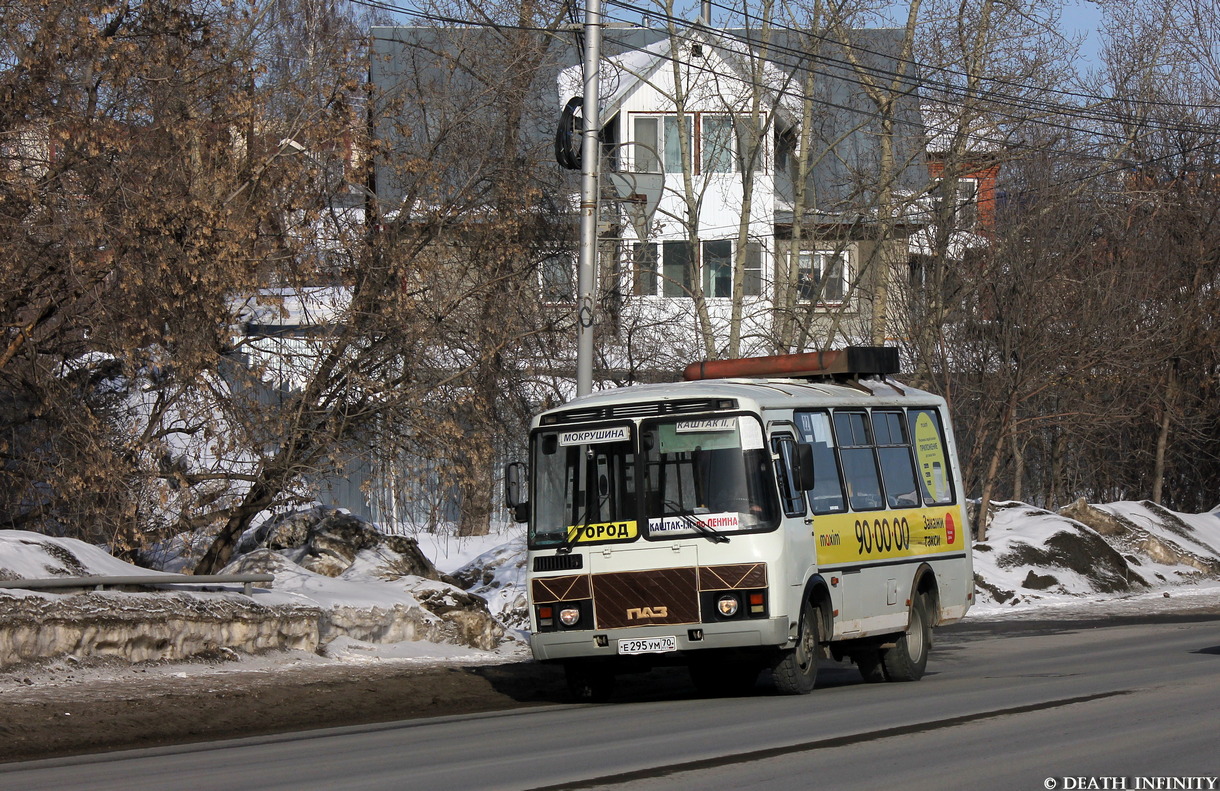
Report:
0,573,274,597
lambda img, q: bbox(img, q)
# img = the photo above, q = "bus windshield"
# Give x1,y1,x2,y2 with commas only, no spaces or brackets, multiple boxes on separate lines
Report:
641,416,779,538
529,425,638,548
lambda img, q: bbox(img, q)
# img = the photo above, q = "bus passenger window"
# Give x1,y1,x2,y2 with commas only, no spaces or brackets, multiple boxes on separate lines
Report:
793,411,846,514
834,411,883,511
874,411,920,508
908,409,955,504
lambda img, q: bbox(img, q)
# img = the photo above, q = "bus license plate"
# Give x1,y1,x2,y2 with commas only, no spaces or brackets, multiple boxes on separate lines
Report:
617,636,677,656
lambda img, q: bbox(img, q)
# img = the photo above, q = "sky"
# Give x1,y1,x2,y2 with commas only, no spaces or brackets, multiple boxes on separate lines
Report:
1059,0,1105,67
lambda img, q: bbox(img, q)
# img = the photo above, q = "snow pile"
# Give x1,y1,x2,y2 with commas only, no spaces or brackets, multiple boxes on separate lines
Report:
1064,499,1220,577
450,536,529,633
221,508,508,651
0,530,321,666
0,591,321,667
2,499,1217,670
971,500,1220,615
0,531,169,581
0,509,517,668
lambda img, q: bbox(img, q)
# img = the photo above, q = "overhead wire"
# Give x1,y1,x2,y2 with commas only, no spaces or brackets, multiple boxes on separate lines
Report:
595,0,1220,140
692,0,1220,112
358,0,1220,142
355,0,1220,193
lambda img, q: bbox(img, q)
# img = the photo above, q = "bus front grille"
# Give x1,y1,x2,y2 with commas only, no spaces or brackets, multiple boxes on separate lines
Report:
592,567,699,629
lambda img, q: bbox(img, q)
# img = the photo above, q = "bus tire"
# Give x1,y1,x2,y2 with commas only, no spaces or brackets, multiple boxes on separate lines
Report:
882,593,931,682
772,599,819,695
565,663,615,703
855,648,887,683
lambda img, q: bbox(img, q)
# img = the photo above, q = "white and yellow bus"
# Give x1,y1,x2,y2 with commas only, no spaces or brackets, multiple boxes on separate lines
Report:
505,347,973,700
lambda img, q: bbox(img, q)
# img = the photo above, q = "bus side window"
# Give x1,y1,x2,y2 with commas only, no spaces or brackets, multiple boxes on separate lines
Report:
833,411,884,511
874,411,920,509
908,408,955,505
771,435,806,518
794,410,846,514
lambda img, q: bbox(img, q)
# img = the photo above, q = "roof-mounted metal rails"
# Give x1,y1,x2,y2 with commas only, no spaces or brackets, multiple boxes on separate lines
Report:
682,346,900,382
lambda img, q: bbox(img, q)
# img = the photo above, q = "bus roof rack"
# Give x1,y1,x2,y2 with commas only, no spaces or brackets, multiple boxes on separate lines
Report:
682,346,900,382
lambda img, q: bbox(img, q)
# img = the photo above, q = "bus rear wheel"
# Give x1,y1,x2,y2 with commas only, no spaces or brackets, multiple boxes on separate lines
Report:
882,593,931,682
772,600,820,695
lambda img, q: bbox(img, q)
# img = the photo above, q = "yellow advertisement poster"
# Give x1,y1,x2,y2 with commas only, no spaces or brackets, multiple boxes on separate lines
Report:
813,506,965,566
913,412,951,503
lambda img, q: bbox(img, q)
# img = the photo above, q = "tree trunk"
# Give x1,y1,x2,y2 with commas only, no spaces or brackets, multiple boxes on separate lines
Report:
1152,359,1178,504
976,390,1017,541
194,476,280,574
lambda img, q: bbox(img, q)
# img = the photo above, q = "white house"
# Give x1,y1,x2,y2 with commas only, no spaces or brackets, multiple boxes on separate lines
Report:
550,23,931,366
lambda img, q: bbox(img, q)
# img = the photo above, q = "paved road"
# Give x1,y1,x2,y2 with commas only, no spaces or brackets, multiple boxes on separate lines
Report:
4,615,1219,791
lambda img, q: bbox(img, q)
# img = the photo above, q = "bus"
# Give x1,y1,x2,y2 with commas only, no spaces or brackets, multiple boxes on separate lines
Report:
504,347,973,700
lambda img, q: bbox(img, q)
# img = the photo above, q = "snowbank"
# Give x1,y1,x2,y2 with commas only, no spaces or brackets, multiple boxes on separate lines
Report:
0,509,519,668
971,500,1220,617
2,499,1217,670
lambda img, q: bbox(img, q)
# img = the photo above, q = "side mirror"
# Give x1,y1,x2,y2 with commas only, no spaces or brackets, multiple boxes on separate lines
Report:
504,462,529,523
795,443,816,491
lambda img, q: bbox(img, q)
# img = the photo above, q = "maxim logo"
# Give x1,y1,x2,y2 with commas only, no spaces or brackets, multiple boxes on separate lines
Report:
626,606,668,620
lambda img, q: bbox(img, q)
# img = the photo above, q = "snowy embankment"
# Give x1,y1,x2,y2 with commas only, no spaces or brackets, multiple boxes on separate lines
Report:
971,499,1220,617
1,500,1218,669
0,508,514,667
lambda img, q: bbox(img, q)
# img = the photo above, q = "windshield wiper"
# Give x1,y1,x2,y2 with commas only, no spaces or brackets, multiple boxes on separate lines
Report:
553,502,595,555
663,500,730,544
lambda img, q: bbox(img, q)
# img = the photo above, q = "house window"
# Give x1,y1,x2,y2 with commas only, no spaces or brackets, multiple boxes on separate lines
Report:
701,116,734,173
661,240,694,297
632,242,657,296
936,177,978,231
775,127,796,175
664,117,691,172
540,253,574,303
797,250,848,304
744,242,762,297
633,115,692,174
702,239,731,297
634,113,741,174
634,240,761,299
633,117,660,173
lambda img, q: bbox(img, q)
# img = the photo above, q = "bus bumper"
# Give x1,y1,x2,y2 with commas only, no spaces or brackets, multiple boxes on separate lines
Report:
530,617,791,662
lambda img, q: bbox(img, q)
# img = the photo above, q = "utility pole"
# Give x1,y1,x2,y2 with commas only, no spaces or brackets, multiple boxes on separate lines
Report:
575,0,602,397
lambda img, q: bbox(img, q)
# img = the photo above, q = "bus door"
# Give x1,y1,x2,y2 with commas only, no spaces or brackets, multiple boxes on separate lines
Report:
770,428,812,589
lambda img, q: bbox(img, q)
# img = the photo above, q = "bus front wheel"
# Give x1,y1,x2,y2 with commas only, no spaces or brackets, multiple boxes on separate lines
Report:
772,600,820,695
882,593,931,682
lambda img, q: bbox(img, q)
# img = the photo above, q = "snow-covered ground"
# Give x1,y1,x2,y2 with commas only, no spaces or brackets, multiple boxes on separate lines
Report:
1,499,1218,681
970,499,1220,618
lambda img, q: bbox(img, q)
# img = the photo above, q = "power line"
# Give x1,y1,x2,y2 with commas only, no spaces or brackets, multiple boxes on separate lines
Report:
596,0,1220,139
693,0,1220,113
360,0,1220,151
357,0,1220,196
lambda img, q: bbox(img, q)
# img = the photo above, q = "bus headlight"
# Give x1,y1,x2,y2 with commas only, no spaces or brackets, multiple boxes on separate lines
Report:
559,606,581,626
717,594,740,617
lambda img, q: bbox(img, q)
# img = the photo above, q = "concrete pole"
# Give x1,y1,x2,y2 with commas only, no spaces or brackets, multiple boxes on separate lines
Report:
575,0,602,398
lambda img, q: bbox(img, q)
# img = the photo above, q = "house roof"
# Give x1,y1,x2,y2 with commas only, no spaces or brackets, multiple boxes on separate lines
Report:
557,25,798,128
370,24,927,219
